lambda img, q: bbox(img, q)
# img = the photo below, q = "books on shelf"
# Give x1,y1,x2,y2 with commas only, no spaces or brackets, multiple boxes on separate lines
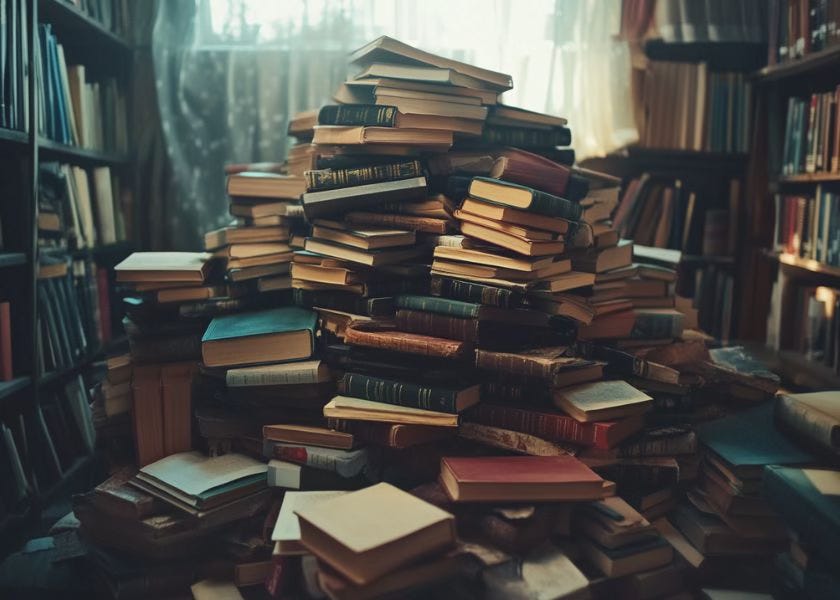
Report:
768,0,840,65
780,90,840,176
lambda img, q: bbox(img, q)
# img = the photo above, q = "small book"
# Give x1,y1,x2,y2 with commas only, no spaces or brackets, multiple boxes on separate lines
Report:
226,172,306,199
294,482,456,585
201,307,317,367
115,252,211,283
311,223,416,250
263,425,354,450
324,396,459,427
271,491,349,555
553,380,653,423
440,455,604,502
468,177,582,220
227,360,331,387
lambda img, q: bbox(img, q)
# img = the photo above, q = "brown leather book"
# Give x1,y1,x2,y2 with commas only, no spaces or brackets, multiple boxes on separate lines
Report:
458,422,577,456
474,347,602,386
91,468,165,520
262,424,355,450
395,309,478,342
344,321,468,358
577,310,636,340
132,364,165,467
439,455,604,502
162,362,197,456
344,211,454,234
328,419,455,448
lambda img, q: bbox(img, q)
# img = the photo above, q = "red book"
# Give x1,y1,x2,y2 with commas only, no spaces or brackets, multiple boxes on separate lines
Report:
439,455,604,502
466,403,643,450
0,302,12,380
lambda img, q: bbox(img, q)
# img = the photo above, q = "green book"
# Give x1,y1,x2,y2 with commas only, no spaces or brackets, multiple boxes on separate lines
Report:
468,176,582,220
202,307,317,367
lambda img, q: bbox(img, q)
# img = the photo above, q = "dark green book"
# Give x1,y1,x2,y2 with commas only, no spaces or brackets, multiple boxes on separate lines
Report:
317,104,398,127
468,177,582,220
629,309,684,340
338,372,480,414
305,160,423,192
201,307,317,367
482,125,572,148
395,294,547,327
763,466,840,571
430,276,523,309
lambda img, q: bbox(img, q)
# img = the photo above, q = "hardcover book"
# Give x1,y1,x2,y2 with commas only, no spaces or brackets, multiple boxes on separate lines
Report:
468,177,582,220
552,380,653,422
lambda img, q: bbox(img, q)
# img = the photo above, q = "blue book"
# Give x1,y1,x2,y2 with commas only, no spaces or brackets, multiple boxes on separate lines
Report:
763,466,840,572
697,403,813,480
201,307,317,367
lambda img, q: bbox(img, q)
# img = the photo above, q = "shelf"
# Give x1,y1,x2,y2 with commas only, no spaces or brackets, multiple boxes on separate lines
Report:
38,347,102,388
38,138,129,167
644,39,766,72
754,44,840,84
38,453,95,505
38,0,130,53
0,252,27,268
778,252,840,279
0,128,30,146
0,377,32,402
580,147,749,179
777,173,840,184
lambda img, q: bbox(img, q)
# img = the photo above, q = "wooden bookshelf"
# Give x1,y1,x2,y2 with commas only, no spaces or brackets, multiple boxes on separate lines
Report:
644,39,766,72
776,173,840,184
38,0,130,52
778,253,840,280
753,44,840,84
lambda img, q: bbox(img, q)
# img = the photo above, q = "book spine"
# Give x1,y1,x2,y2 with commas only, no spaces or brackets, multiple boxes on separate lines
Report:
394,294,480,319
293,288,394,316
482,380,552,404
304,160,422,192
482,126,572,148
467,404,606,448
429,276,518,308
317,104,397,127
338,372,460,413
631,311,684,340
617,433,696,458
775,395,836,452
267,443,367,478
475,350,552,380
395,309,478,343
226,365,320,386
458,422,576,456
344,326,465,358
344,212,451,234
530,189,583,220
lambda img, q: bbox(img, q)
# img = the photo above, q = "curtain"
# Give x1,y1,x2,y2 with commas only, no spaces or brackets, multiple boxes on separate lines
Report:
151,0,637,249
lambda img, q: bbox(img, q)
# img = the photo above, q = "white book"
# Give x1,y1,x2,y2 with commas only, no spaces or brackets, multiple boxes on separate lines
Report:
92,166,117,244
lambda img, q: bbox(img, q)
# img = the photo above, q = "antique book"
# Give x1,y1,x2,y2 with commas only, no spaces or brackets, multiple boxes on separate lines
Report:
230,200,295,218
226,172,306,199
293,289,394,316
578,536,673,578
263,425,355,450
775,391,840,455
459,222,566,257
433,245,557,272
328,419,455,448
475,347,601,387
271,491,349,555
312,125,453,146
458,423,576,457
395,309,480,342
204,225,289,250
91,468,164,520
489,147,588,199
344,321,468,359
132,364,165,467
161,362,196,456
459,198,572,234
482,125,572,148
311,222,415,250
576,496,658,549
454,209,558,241
226,359,332,387
552,380,653,423
481,544,588,600
305,159,422,192
344,211,453,234
324,396,459,427
302,176,427,220
430,275,523,308
466,403,644,450
439,455,604,502
266,460,368,490
115,252,211,283
295,482,456,584
570,240,634,273
303,238,425,267
394,294,547,326
468,177,582,220
338,372,480,414
201,307,317,368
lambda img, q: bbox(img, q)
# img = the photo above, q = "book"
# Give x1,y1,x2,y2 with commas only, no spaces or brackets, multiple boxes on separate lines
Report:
267,459,368,490
311,223,415,250
482,125,572,148
458,422,576,457
131,365,165,467
295,482,456,584
302,177,427,220
475,347,601,386
344,321,467,359
430,276,523,308
263,425,354,450
305,159,422,192
204,225,289,250
226,359,331,386
458,221,566,257
481,544,588,600
775,391,840,456
468,177,582,220
577,496,658,549
466,403,644,449
345,211,452,234
323,396,459,427
0,302,12,380
552,380,653,423
433,245,557,272
114,252,211,283
395,294,545,326
570,240,634,273
91,469,163,520
264,441,370,478
338,372,480,414
201,307,317,367
313,125,453,146
329,419,454,448
161,362,195,456
439,455,604,502
226,172,306,199
459,198,572,234
579,536,673,578
271,490,349,555
489,147,588,199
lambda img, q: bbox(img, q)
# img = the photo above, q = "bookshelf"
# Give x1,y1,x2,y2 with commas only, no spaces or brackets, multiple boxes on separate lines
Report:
0,0,133,554
742,13,840,387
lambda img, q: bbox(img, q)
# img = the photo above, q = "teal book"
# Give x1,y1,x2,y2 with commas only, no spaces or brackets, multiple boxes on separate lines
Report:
338,372,480,414
697,403,813,479
763,466,840,571
468,177,582,220
201,307,317,367
395,294,482,319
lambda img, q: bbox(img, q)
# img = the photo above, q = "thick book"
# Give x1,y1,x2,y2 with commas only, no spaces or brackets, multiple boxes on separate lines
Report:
482,125,572,148
115,252,211,283
324,396,459,427
328,419,454,448
201,307,317,367
763,466,840,570
264,441,370,478
305,159,423,191
468,177,582,220
630,309,684,340
552,380,653,423
338,372,480,414
459,198,572,234
394,294,546,326
311,223,415,250
91,469,163,520
263,425,354,450
430,275,523,309
226,360,331,387
475,347,601,387
295,482,456,584
459,221,566,257
344,321,468,359
439,455,604,502
458,422,577,457
271,491,349,555
344,211,453,234
775,391,840,456
466,403,644,449
489,147,589,200
293,288,394,316
226,172,306,199
578,536,673,579
312,125,453,146
395,309,479,343
302,176,427,220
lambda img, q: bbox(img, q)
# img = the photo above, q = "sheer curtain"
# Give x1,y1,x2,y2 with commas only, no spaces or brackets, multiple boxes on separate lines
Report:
152,0,636,249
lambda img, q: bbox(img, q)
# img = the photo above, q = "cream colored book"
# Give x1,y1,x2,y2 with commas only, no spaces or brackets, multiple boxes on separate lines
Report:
323,396,459,427
271,491,349,555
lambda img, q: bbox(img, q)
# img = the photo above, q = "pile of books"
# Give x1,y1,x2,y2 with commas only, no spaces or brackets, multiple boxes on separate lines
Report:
68,35,840,600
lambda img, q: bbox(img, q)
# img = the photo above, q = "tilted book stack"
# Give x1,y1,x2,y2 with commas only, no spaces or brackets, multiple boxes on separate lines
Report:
72,34,836,600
